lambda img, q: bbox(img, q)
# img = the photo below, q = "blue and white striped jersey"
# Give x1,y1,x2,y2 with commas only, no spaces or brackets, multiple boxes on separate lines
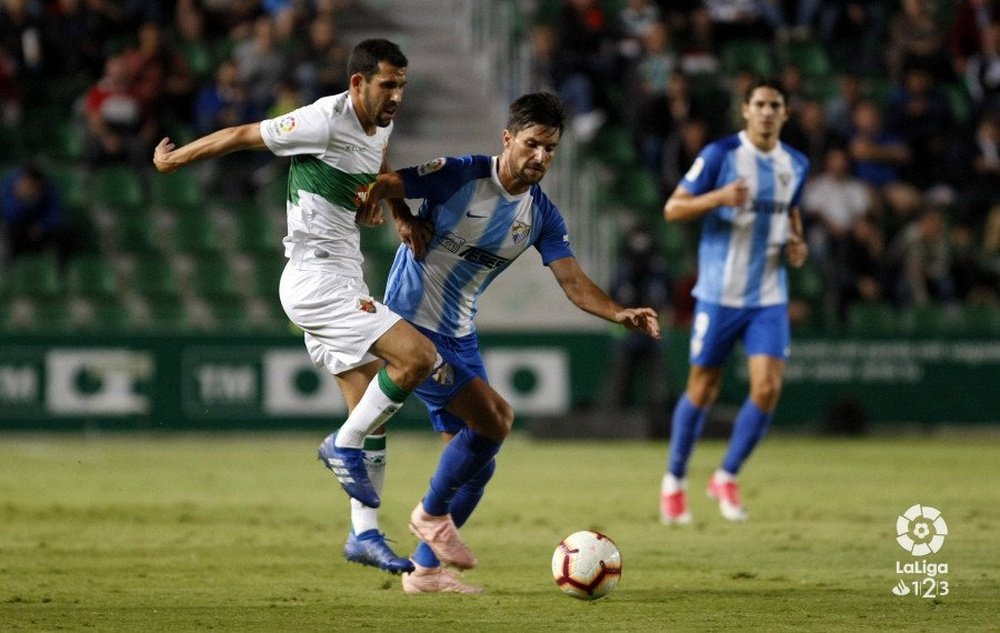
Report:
384,155,574,337
681,131,809,307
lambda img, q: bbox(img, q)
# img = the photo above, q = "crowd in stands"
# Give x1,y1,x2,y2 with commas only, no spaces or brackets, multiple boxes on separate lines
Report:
530,0,1000,331
0,0,356,331
1,0,999,335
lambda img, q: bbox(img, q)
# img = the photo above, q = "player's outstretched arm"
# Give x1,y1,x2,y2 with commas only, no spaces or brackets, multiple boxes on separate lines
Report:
549,257,661,339
153,123,266,173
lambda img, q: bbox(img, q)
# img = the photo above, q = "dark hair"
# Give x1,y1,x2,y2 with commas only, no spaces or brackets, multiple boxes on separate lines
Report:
743,77,788,104
506,92,567,136
347,39,407,79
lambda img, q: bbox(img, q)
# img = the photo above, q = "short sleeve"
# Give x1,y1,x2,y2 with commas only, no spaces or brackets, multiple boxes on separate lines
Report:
534,193,574,265
679,142,724,196
260,102,331,157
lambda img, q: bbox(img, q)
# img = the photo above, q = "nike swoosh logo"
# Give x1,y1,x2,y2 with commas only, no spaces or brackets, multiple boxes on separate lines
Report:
466,211,488,218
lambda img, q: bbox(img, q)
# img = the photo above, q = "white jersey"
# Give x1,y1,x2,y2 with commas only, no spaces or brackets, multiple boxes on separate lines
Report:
260,92,390,278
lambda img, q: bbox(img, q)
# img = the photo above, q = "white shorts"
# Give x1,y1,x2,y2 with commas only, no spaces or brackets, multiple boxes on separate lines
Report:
279,264,402,375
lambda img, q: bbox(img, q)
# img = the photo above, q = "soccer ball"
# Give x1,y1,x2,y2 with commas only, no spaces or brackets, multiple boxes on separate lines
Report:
551,530,622,600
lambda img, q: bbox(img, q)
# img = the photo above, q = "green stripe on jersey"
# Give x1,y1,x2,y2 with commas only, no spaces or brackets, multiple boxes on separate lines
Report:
287,155,376,210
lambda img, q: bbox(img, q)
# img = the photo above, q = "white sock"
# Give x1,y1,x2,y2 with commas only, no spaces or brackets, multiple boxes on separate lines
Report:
662,473,686,494
714,468,736,483
350,434,386,534
334,371,406,449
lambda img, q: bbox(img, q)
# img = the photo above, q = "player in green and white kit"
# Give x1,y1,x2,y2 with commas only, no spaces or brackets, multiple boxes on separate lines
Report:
153,39,436,574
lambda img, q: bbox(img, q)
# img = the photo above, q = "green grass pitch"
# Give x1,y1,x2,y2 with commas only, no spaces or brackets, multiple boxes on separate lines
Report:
1,432,997,631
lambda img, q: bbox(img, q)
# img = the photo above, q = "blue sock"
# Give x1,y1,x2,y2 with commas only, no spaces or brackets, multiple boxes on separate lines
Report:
721,398,773,475
423,428,501,516
413,458,496,568
668,394,709,478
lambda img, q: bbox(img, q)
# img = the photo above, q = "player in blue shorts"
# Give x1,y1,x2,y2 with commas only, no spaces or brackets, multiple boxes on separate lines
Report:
657,78,810,524
358,92,661,592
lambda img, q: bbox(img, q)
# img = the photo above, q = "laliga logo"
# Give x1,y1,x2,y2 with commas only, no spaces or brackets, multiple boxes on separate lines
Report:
896,504,947,556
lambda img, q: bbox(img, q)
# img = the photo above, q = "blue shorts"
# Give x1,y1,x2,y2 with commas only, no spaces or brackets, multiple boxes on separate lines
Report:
688,300,790,368
412,324,487,434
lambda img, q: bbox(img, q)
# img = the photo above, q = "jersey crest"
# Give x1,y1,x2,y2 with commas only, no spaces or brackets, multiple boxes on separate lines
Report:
417,157,446,176
512,221,531,244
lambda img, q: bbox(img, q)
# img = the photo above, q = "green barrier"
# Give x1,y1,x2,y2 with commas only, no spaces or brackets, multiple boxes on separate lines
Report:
1,332,998,431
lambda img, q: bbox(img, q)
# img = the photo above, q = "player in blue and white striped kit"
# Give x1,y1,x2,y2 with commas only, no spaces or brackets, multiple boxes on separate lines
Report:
360,93,661,592
658,78,810,525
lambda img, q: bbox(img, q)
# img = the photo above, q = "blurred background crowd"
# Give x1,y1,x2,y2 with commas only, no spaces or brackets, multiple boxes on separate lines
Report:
1,0,999,336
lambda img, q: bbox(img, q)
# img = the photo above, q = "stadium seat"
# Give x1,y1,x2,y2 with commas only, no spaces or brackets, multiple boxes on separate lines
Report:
252,257,286,298
150,169,204,214
846,301,898,336
143,297,189,331
29,295,74,332
132,254,181,301
116,210,161,254
782,41,831,79
173,212,221,255
66,254,118,300
189,254,240,301
87,296,134,331
234,210,279,255
611,169,663,213
92,165,145,212
957,303,1000,336
585,124,638,168
207,297,252,331
721,39,774,77
8,253,62,298
900,304,952,336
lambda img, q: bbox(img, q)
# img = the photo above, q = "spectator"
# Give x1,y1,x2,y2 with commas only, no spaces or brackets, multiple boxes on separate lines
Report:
660,116,708,194
121,21,196,125
703,0,782,45
824,72,864,139
551,0,621,140
950,222,1000,303
293,17,350,104
802,146,874,268
964,21,1000,118
601,222,672,417
41,0,116,81
948,0,999,77
835,213,888,322
677,5,721,76
233,15,288,114
886,0,951,81
814,2,887,75
82,53,157,168
848,99,922,227
0,164,78,267
0,0,43,75
782,98,844,169
0,44,20,127
886,205,956,307
193,58,260,201
618,0,662,60
885,65,953,189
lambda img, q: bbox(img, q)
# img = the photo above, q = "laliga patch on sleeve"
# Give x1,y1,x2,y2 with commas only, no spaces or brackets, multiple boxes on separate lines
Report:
683,156,704,182
417,157,446,176
276,115,297,135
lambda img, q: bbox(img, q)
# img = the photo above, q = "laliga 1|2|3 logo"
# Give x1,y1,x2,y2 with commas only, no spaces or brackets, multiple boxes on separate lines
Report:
891,504,949,599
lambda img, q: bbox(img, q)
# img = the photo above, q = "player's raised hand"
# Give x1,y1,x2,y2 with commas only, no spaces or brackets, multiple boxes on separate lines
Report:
153,137,178,172
615,307,661,339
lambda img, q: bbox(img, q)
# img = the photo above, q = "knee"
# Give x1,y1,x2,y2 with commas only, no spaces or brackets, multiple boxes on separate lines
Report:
397,336,438,389
750,379,782,410
477,398,514,442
